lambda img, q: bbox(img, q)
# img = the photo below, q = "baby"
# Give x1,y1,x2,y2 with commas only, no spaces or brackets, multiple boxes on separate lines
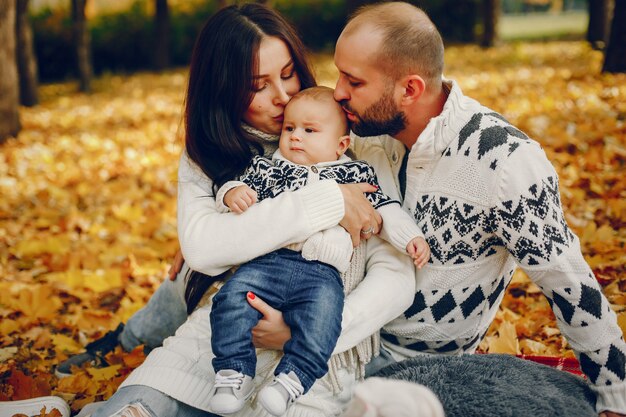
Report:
208,86,429,416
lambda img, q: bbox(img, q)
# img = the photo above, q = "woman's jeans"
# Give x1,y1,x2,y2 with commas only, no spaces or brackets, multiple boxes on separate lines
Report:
118,264,190,352
90,385,218,417
210,249,344,392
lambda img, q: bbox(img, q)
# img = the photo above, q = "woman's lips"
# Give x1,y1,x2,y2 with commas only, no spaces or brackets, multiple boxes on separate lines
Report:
273,115,284,123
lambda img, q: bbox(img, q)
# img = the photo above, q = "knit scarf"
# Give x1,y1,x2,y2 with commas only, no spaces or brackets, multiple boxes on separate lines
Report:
242,123,280,157
198,123,379,394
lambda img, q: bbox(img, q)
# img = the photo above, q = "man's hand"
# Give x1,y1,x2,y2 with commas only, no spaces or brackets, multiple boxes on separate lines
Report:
167,250,184,281
406,237,430,269
338,183,382,247
225,185,258,214
247,291,291,350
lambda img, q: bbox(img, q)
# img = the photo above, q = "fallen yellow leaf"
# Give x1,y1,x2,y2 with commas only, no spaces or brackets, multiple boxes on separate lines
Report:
86,364,122,381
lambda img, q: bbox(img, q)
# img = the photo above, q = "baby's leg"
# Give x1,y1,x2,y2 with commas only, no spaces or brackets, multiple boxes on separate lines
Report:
278,260,344,393
210,250,292,377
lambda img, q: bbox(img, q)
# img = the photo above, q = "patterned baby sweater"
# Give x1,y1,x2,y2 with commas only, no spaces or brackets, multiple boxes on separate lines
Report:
216,150,423,272
354,80,625,414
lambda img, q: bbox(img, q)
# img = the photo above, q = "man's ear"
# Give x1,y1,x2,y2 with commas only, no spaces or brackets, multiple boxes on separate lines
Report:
337,135,351,157
401,75,426,106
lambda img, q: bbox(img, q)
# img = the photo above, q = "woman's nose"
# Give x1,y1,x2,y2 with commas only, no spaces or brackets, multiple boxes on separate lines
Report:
273,84,290,106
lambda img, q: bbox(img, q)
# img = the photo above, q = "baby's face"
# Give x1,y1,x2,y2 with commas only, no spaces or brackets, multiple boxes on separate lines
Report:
279,97,348,166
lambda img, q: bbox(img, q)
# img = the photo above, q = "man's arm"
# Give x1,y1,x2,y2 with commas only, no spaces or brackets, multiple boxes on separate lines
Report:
494,143,626,415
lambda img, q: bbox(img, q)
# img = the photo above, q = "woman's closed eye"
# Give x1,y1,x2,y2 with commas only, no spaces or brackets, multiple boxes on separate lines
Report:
281,67,295,80
253,81,269,92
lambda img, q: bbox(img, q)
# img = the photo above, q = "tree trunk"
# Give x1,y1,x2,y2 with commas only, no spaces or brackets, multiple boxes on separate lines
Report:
72,0,92,92
602,0,626,73
481,0,500,48
154,0,169,70
587,0,612,49
0,0,20,143
16,0,38,107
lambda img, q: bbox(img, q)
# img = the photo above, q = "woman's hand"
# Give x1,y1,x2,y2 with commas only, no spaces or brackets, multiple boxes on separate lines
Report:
168,250,185,281
247,292,291,350
338,183,382,247
599,412,626,417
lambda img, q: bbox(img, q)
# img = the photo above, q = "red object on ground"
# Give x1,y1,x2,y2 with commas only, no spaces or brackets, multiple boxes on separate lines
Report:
515,354,584,376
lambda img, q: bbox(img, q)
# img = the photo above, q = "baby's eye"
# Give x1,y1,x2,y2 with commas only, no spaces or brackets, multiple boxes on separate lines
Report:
285,126,294,132
305,128,314,133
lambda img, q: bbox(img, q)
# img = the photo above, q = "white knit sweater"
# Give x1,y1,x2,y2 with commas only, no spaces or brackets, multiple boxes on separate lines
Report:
215,150,422,272
119,130,415,417
353,80,626,414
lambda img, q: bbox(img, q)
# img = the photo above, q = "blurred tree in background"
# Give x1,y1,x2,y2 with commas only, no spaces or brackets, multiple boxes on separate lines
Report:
153,0,170,69
586,0,612,49
602,0,625,72
0,0,20,144
71,0,92,92
16,0,39,106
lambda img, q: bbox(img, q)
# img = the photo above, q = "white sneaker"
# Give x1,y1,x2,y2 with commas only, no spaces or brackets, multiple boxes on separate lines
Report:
208,369,255,414
0,396,70,417
257,371,304,416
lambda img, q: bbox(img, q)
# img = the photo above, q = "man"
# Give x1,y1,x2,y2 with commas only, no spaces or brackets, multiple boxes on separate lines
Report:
333,2,625,416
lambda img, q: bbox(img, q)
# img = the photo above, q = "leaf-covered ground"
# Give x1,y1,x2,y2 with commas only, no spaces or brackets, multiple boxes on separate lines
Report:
1,41,624,414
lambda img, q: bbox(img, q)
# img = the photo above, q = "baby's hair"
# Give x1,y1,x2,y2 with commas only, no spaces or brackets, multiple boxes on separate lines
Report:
289,86,349,134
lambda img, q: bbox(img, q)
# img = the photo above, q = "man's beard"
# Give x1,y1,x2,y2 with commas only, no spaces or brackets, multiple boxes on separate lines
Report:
343,91,407,137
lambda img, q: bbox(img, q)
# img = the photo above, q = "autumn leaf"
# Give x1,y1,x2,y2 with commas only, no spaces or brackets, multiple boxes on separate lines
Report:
487,321,520,354
13,285,63,320
86,364,122,381
50,334,83,354
6,369,51,400
0,347,18,362
617,312,626,336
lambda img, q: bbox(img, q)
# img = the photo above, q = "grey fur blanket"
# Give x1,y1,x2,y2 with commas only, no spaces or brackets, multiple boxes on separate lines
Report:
373,354,597,417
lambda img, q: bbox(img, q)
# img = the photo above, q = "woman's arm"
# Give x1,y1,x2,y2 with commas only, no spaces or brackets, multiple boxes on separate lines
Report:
178,153,344,276
333,235,415,354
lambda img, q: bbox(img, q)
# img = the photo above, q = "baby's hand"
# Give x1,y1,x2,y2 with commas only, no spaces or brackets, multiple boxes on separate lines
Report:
224,185,258,213
406,237,430,269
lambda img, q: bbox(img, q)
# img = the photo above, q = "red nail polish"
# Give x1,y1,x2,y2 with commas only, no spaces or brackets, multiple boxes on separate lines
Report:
247,291,255,300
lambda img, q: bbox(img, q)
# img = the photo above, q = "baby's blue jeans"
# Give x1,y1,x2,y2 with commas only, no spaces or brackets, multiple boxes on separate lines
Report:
210,249,344,392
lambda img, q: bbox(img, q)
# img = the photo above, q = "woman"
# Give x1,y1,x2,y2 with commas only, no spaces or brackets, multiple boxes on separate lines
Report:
87,4,413,417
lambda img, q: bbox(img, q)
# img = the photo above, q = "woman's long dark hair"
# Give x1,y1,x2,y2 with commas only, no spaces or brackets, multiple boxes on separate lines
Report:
183,4,316,313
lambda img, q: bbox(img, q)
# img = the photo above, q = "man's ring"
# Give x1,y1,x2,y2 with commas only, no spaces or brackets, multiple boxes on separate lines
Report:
361,226,374,236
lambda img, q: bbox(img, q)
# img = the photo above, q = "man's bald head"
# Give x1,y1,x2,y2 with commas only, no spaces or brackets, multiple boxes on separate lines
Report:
341,2,444,89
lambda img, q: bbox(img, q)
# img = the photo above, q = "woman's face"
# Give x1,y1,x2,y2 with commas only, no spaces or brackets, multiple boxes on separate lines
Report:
243,36,301,135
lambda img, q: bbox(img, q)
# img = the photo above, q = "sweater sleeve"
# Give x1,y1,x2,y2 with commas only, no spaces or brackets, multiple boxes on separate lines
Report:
494,143,626,414
333,234,416,354
215,180,246,213
177,153,345,276
377,203,424,255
